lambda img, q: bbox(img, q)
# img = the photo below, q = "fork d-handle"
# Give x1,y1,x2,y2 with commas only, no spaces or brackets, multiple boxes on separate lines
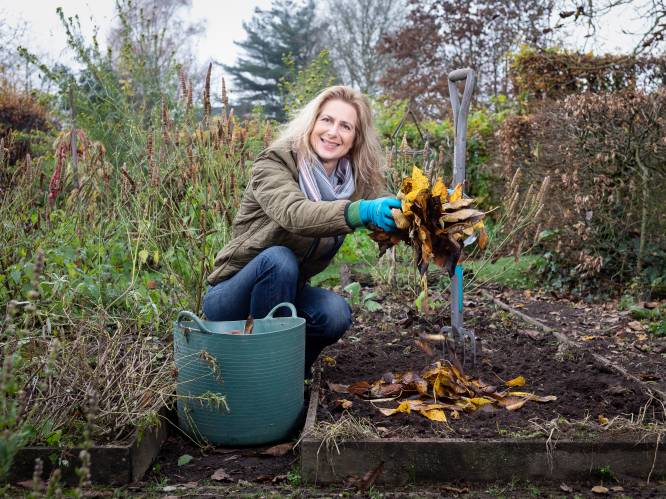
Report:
447,68,476,187
448,68,476,336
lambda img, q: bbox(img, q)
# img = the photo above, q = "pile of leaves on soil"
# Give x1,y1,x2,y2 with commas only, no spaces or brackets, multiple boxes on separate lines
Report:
328,360,555,423
316,287,661,439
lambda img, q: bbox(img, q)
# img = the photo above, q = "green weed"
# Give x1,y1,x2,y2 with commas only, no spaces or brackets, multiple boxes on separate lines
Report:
287,465,301,487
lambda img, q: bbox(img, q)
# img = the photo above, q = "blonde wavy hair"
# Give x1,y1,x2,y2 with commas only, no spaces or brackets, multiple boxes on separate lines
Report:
272,85,386,195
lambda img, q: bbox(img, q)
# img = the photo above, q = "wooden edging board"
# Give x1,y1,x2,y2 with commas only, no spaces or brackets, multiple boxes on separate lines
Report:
10,414,168,485
300,381,665,485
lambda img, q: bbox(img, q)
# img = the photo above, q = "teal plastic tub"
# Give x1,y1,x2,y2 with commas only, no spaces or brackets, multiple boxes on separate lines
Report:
173,302,305,446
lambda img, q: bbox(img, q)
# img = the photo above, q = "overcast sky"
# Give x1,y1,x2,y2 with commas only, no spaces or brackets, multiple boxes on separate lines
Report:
1,0,647,93
2,0,271,87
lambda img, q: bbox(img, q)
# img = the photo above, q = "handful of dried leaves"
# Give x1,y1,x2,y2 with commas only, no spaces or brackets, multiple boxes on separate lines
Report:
371,166,488,276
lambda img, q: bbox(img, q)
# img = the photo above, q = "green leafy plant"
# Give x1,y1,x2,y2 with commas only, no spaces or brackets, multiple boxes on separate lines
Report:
343,282,382,312
287,465,301,487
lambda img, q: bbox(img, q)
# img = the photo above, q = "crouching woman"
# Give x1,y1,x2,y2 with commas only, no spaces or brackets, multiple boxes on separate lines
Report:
203,85,399,374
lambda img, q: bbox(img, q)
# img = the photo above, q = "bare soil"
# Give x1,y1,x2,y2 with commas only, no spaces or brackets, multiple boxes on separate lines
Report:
137,284,666,496
315,285,664,439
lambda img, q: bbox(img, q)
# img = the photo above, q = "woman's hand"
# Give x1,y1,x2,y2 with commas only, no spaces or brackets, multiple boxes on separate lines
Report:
358,197,402,232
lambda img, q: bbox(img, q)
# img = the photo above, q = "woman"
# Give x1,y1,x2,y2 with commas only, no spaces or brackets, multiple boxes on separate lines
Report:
203,85,400,374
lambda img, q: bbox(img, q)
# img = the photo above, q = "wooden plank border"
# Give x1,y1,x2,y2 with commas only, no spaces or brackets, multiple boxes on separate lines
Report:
10,414,168,485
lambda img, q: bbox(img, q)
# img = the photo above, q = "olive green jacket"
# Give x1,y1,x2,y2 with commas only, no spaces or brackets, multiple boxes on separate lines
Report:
207,146,383,285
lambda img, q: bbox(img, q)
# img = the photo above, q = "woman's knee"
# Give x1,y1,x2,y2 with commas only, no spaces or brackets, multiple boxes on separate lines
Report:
318,293,352,343
258,246,299,281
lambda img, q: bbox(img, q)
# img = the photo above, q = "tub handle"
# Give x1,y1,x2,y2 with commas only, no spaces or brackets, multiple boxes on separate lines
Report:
176,311,213,334
264,302,297,319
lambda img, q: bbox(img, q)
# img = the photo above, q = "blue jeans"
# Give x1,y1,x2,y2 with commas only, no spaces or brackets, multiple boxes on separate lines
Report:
202,246,352,375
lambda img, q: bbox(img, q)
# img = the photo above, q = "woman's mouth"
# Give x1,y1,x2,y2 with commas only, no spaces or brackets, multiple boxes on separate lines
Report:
321,137,340,151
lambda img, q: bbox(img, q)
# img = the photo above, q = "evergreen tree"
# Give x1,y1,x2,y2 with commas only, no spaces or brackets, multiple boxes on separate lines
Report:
221,0,324,121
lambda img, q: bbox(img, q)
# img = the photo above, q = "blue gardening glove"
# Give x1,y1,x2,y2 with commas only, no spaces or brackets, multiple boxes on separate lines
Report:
346,197,402,232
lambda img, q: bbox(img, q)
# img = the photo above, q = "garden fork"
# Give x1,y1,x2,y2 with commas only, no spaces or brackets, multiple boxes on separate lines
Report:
440,67,478,369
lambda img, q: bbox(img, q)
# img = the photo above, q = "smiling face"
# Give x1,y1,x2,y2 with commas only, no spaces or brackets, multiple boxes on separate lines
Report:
309,99,358,173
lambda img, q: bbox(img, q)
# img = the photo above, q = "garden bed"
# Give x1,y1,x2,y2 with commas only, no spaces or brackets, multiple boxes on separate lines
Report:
10,415,168,486
300,286,666,485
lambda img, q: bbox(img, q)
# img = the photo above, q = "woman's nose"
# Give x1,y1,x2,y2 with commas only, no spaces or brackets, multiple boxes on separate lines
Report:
325,124,340,136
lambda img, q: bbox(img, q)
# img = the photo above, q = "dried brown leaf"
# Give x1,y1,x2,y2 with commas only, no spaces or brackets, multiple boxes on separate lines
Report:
244,315,254,335
261,442,293,457
357,461,384,492
211,468,233,481
327,382,349,393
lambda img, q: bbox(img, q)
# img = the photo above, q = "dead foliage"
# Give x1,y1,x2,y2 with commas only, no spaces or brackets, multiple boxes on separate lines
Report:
336,360,556,423
370,166,487,277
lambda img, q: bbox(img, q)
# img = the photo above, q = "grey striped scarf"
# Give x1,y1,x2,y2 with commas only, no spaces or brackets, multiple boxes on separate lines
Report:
298,156,355,202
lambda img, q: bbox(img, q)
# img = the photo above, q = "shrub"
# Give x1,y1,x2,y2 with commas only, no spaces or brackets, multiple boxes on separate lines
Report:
0,81,53,167
510,46,666,104
497,89,666,296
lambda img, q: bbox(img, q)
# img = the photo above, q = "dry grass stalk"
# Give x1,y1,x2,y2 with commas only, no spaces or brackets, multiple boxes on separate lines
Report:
464,170,550,291
203,62,212,122
221,77,229,118
187,79,193,112
20,319,175,444
147,130,160,188
178,66,187,101
299,412,378,457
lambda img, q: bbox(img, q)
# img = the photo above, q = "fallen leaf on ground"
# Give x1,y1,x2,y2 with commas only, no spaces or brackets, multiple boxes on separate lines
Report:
504,398,528,411
421,408,447,422
627,320,643,331
560,483,573,493
348,380,372,396
610,486,624,492
506,392,557,403
177,454,193,466
357,461,384,492
211,468,232,481
414,339,435,356
523,329,543,340
261,442,293,457
591,485,609,494
505,375,526,387
327,382,349,393
441,485,469,494
334,398,353,410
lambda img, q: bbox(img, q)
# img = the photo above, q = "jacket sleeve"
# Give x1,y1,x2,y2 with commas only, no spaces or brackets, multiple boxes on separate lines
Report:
251,151,354,237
